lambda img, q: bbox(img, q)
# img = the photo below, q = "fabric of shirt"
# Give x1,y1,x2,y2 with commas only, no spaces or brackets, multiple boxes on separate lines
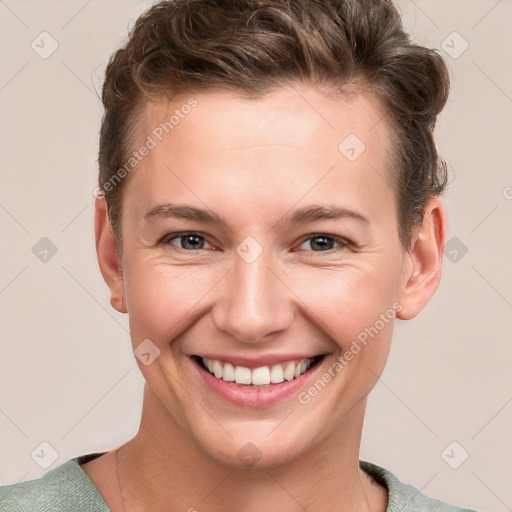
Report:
0,452,478,511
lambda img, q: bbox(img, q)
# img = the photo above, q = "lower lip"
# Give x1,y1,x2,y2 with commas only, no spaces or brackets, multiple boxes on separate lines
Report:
190,356,326,407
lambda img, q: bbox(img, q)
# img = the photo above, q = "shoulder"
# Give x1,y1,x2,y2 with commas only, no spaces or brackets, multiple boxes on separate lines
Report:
0,453,110,512
360,460,480,512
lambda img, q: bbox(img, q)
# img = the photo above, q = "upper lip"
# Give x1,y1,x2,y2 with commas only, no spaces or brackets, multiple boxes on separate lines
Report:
192,353,326,369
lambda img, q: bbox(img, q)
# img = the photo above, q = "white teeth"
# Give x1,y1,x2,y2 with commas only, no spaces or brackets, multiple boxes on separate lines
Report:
283,362,295,381
213,360,223,379
201,356,315,386
252,366,270,385
234,366,252,385
222,362,235,382
270,364,284,384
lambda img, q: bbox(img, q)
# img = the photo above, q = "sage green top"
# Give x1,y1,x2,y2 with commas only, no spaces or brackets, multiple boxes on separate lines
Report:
0,452,478,511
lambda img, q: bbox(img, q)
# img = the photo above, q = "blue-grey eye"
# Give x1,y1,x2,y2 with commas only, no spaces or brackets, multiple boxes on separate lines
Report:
168,232,209,250
298,235,349,252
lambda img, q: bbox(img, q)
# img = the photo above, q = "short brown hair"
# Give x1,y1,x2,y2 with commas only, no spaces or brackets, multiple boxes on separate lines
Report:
98,0,450,250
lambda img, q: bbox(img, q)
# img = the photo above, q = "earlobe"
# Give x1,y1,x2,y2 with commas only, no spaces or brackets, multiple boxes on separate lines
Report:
94,197,127,314
397,197,446,320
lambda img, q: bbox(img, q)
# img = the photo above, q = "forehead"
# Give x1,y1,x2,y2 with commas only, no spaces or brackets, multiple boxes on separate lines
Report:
125,86,395,229
137,86,389,156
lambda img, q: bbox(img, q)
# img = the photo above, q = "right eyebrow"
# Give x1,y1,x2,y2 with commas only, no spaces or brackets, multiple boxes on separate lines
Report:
143,203,227,225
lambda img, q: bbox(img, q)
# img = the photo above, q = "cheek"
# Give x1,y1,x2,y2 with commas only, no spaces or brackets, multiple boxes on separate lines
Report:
290,261,402,350
123,261,217,345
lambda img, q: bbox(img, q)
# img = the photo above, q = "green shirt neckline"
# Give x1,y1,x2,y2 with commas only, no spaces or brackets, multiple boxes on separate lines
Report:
0,452,478,511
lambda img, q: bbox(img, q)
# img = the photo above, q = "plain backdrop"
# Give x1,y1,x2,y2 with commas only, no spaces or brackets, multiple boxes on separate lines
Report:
0,1,511,510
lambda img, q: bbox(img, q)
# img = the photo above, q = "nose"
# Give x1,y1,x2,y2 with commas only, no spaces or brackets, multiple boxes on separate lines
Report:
211,248,295,344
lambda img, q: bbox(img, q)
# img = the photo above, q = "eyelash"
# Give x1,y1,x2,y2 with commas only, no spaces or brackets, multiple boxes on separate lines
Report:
160,231,352,254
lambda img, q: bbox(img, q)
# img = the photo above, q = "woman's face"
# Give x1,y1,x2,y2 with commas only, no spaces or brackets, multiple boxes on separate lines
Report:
113,86,411,467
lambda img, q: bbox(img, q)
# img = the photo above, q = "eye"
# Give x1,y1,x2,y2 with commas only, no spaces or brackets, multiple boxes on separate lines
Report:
297,234,351,252
163,231,214,251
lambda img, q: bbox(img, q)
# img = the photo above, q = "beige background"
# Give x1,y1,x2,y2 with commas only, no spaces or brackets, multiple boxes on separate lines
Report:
0,1,511,510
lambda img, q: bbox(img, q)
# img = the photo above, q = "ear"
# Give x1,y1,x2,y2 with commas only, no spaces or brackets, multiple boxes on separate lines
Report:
94,197,127,313
397,197,446,320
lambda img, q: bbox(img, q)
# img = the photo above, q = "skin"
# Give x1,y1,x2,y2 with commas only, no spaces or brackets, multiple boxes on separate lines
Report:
86,85,445,512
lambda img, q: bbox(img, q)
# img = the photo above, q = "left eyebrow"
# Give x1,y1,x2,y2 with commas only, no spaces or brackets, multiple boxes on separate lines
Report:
281,204,369,225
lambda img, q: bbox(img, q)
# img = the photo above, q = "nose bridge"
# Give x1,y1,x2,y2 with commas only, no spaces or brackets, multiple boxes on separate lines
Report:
212,246,293,343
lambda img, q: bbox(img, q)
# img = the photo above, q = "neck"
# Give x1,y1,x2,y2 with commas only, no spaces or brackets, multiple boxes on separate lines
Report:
117,384,384,512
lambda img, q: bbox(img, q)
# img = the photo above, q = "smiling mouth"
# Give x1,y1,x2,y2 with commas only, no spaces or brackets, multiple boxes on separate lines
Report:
192,354,326,387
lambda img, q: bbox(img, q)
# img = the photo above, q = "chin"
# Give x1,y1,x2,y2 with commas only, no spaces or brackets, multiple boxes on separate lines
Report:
184,414,321,471
202,437,306,470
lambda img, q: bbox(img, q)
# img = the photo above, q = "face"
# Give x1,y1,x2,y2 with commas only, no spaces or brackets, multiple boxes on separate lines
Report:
103,86,421,468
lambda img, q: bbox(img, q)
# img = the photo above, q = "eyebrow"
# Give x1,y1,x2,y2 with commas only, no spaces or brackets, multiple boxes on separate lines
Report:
143,203,369,227
285,205,369,225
